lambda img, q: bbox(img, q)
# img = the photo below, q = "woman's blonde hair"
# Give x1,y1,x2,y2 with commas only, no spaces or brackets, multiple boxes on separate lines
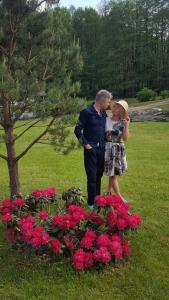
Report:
111,101,128,119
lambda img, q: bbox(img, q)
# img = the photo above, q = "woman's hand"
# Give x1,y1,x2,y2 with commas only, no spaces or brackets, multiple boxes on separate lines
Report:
123,116,130,127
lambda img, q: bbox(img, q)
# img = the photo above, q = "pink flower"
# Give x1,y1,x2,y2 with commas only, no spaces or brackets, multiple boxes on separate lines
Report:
95,196,107,207
84,252,93,268
1,199,12,208
41,233,50,244
127,213,141,229
39,211,49,220
117,204,129,218
1,207,11,215
116,218,127,230
68,205,86,223
31,189,43,197
96,234,111,248
109,240,123,259
43,187,56,197
72,248,86,270
30,234,42,248
50,239,61,253
11,198,25,208
35,226,45,233
52,215,63,227
93,247,111,263
122,239,132,256
64,234,74,250
2,213,12,223
80,230,96,249
23,230,33,241
81,236,93,249
90,212,104,226
19,216,35,232
107,210,118,229
111,233,122,243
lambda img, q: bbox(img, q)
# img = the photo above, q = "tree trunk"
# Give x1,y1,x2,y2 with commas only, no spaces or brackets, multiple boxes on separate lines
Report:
5,126,20,198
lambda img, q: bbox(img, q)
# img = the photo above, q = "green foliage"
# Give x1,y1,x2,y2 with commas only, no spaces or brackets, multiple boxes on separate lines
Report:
159,90,169,99
62,187,84,206
136,87,157,102
72,0,169,98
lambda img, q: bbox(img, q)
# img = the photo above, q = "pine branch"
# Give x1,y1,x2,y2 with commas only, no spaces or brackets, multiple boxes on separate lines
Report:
0,153,8,161
14,120,34,129
14,119,41,142
15,117,56,161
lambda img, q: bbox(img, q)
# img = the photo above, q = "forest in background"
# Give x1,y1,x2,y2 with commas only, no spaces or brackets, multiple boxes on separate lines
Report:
67,0,169,98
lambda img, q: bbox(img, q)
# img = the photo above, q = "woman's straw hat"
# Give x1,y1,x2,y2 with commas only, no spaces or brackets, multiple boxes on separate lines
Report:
114,100,128,112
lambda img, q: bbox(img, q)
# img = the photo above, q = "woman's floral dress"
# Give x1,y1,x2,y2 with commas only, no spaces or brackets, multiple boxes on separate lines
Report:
104,117,128,176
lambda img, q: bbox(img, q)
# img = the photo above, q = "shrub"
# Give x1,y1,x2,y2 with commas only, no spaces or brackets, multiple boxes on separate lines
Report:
0,187,142,271
136,87,157,102
159,90,169,99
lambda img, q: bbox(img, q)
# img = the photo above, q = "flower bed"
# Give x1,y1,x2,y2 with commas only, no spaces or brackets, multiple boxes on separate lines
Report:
0,187,141,271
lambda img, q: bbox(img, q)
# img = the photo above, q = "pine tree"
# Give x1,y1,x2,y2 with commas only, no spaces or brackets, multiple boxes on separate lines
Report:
0,0,84,197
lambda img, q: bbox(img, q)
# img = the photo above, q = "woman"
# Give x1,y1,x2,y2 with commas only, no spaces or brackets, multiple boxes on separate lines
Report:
104,100,130,201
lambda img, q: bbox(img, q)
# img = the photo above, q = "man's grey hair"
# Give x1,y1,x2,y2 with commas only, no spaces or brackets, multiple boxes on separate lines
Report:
95,89,112,101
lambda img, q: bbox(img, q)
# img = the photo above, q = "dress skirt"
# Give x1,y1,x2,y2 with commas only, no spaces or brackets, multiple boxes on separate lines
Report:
104,142,128,176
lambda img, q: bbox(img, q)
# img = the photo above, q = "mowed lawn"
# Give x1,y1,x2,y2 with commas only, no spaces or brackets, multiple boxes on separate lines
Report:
0,121,169,300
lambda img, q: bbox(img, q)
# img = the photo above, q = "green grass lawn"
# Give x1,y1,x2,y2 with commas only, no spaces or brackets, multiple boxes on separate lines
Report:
0,121,169,300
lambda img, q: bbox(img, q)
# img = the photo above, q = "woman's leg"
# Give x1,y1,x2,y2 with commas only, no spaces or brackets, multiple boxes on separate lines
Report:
107,175,121,195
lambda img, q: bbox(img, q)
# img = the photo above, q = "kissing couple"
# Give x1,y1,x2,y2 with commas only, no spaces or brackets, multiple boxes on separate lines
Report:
74,90,130,209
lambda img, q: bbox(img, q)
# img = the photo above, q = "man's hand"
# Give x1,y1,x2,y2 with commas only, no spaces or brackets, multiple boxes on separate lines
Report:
84,144,92,149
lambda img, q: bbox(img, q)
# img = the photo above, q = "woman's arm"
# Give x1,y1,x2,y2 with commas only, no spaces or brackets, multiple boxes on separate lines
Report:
122,116,130,141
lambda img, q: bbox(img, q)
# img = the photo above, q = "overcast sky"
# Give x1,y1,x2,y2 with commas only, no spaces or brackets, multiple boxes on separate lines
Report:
60,0,100,8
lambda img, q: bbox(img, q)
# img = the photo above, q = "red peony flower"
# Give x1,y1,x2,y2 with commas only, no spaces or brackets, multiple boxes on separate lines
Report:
81,230,96,249
117,204,129,218
23,230,33,241
64,234,74,250
84,252,93,268
122,239,132,256
108,240,123,259
39,211,49,220
52,214,63,227
2,212,12,223
96,234,111,248
11,198,25,208
116,217,127,230
43,187,56,197
50,239,61,253
90,212,104,226
107,210,118,230
30,233,42,248
95,195,107,207
1,207,11,215
31,189,43,197
19,216,35,232
41,233,50,244
111,233,122,243
1,199,12,208
127,213,141,229
93,247,111,263
72,248,86,270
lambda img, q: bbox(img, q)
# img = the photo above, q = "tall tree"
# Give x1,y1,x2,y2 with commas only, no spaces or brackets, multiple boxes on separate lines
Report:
0,0,83,197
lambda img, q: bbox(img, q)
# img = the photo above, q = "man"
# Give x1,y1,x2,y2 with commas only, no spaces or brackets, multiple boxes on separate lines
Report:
74,89,112,209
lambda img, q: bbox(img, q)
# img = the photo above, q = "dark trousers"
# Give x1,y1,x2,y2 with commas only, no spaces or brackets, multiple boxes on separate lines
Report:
84,147,105,206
